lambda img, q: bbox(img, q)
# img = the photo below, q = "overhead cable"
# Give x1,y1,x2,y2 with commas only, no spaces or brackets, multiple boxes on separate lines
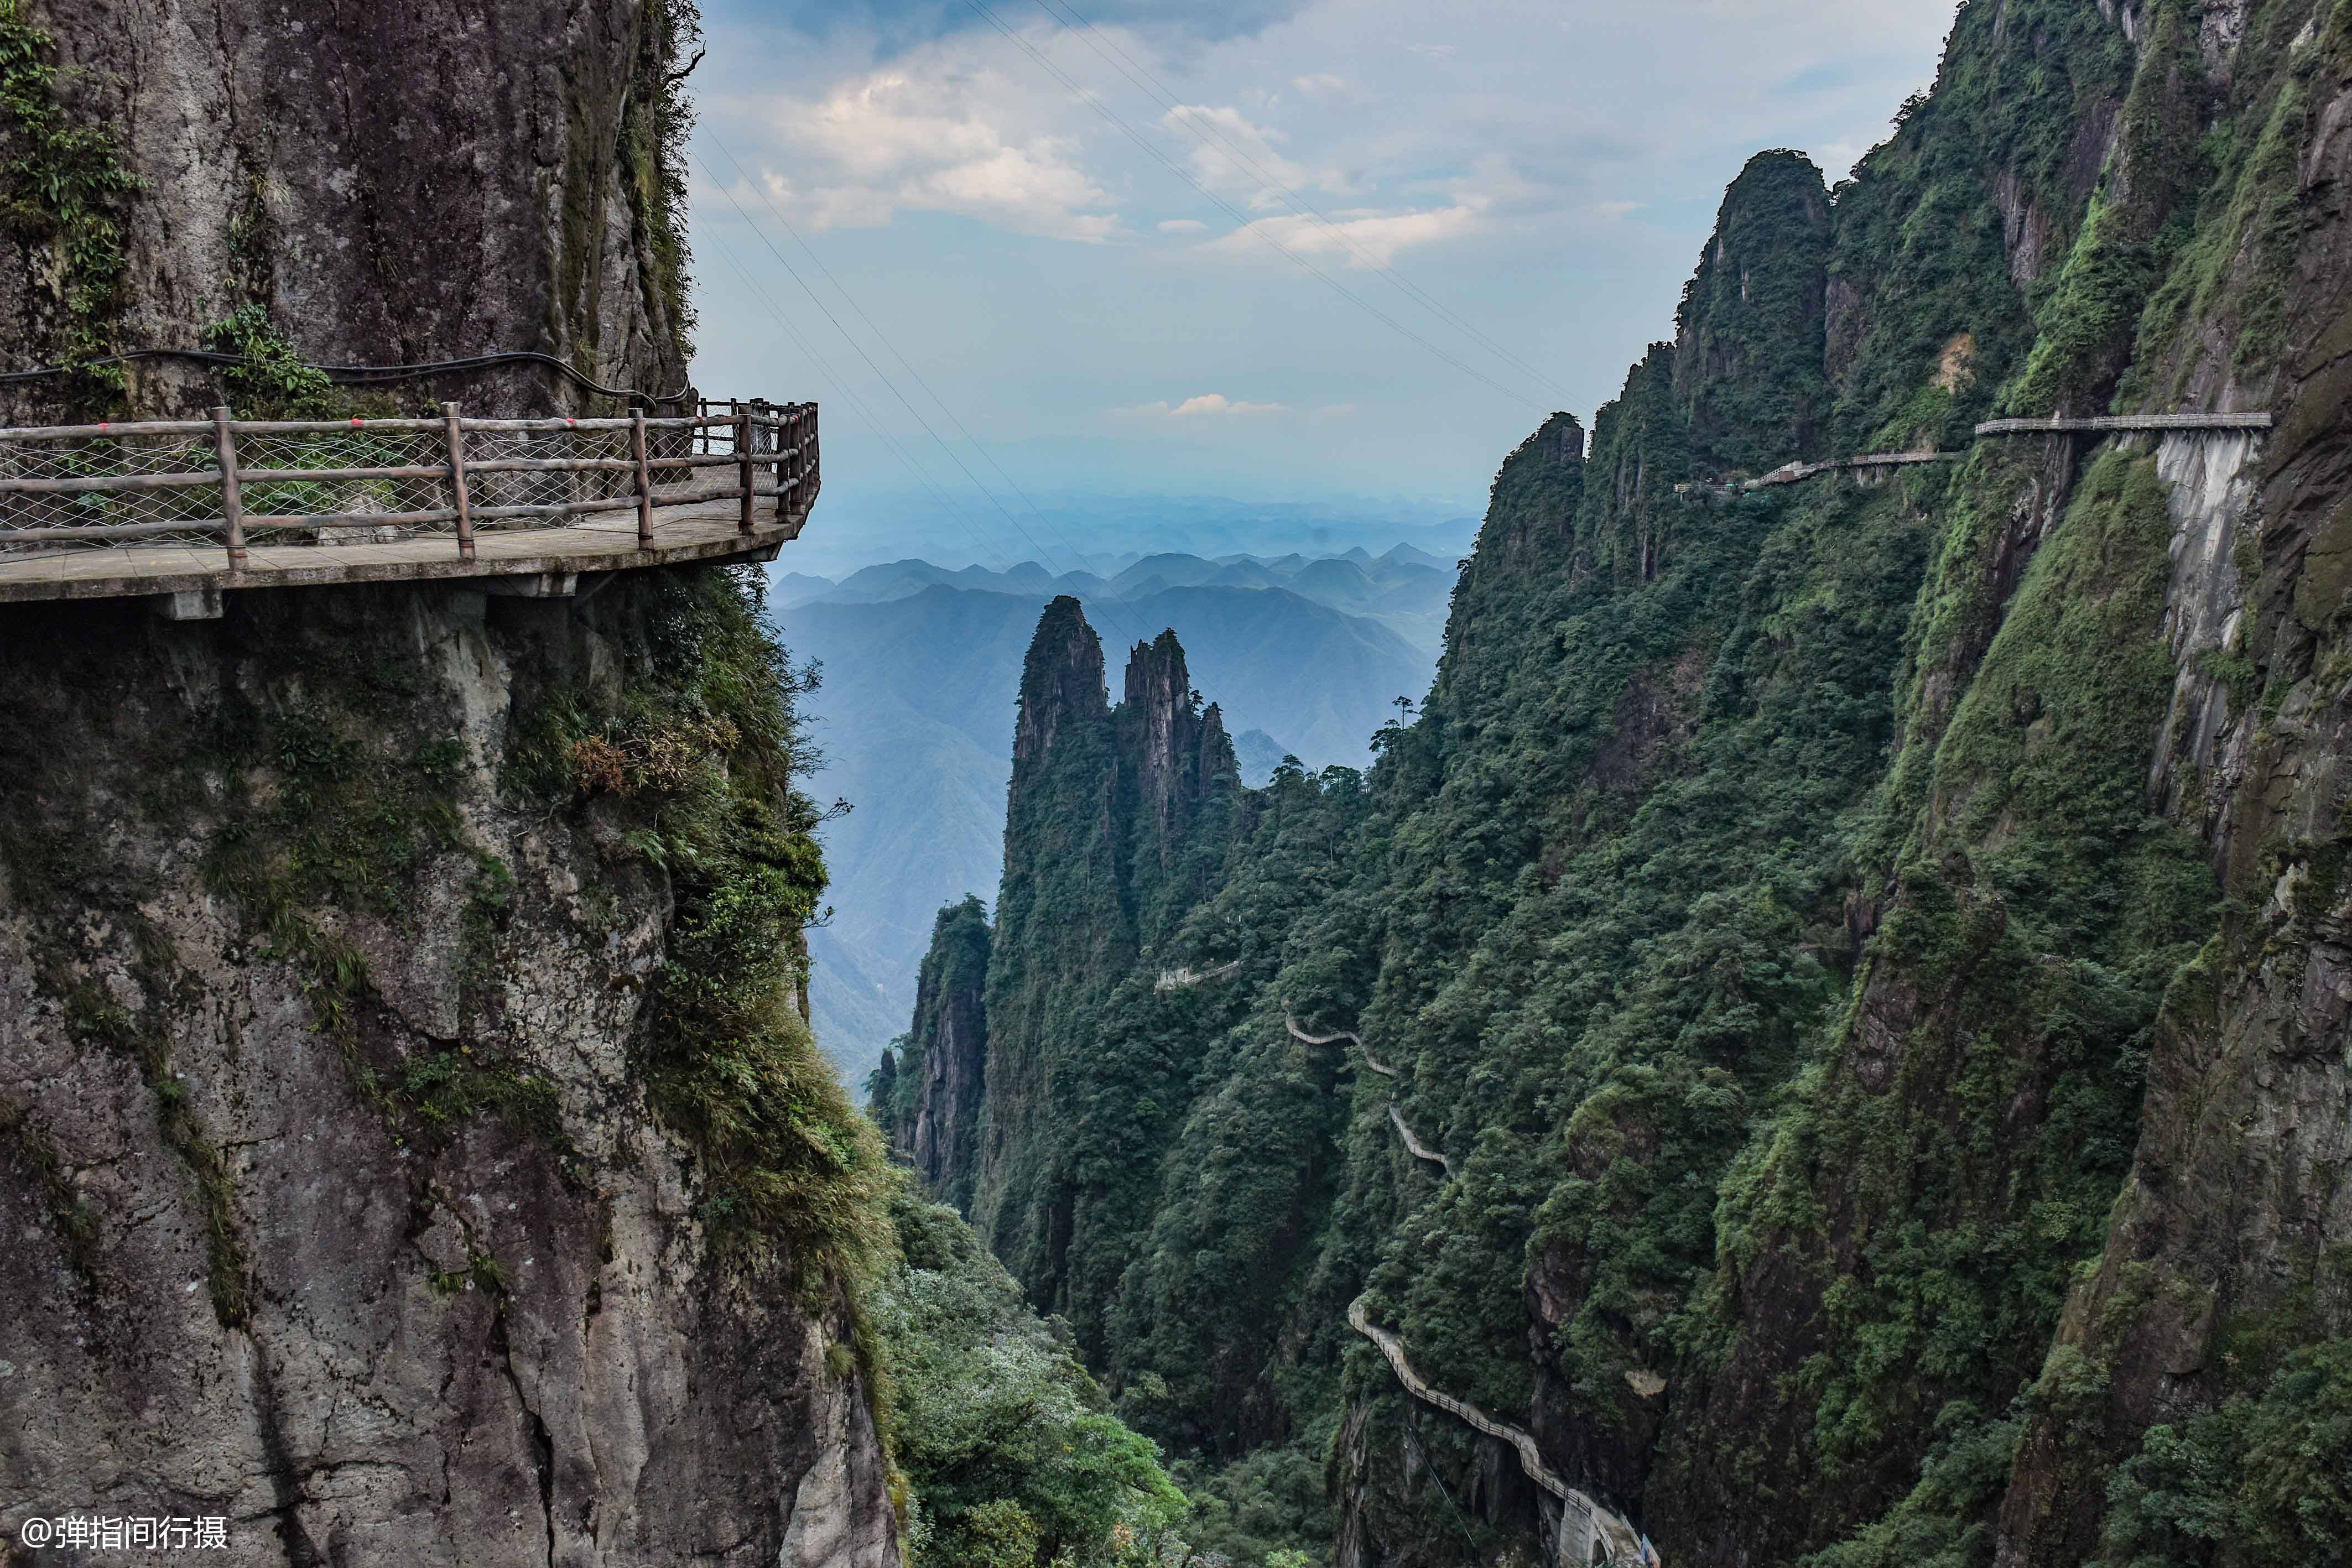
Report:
1030,0,1578,405
960,0,1550,410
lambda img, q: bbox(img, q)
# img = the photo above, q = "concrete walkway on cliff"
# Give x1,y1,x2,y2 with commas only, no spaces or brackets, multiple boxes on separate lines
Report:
1673,409,2272,497
1283,1009,1653,1568
0,497,792,607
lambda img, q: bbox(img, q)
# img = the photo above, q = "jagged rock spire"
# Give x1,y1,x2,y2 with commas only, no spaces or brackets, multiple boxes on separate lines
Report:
1013,596,1109,770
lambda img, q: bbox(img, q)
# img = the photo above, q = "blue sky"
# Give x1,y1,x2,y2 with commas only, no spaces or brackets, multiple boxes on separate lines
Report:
686,0,1956,562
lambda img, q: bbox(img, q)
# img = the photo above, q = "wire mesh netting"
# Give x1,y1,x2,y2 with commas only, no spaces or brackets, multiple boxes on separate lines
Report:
0,430,230,554
463,425,641,531
238,426,449,541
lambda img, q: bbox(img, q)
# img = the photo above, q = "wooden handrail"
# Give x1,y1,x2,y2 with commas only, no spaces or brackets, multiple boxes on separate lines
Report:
0,399,817,572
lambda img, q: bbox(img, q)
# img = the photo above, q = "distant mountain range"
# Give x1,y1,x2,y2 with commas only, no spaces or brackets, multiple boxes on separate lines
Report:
771,547,1451,1077
774,489,1479,581
777,540,1459,655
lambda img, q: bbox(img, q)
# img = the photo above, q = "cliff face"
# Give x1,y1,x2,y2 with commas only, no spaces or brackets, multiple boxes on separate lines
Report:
922,2,2352,1564
0,0,695,420
960,601,1241,1332
887,897,991,1212
1674,150,1835,475
0,574,899,1566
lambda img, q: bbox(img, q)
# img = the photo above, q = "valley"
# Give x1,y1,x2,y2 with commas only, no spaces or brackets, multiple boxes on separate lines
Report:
778,547,1453,1077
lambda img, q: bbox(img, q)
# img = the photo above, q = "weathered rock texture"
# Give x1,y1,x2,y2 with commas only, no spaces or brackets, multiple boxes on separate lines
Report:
2,0,694,420
887,897,991,1213
0,579,898,1567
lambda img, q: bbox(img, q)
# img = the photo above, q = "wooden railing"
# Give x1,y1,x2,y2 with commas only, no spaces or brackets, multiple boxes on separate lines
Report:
0,398,816,569
1675,409,2273,501
1973,411,2273,436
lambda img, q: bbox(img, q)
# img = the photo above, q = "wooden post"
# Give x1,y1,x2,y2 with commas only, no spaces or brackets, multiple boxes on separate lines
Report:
779,405,798,524
735,400,754,535
211,405,247,569
629,409,655,550
443,402,475,561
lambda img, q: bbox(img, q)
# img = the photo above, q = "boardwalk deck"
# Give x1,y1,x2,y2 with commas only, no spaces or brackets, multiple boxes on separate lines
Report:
1349,1295,1649,1565
0,498,790,605
1974,411,2272,435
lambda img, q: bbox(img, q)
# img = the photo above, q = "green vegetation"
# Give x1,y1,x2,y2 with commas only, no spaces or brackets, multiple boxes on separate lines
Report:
205,303,345,418
1675,150,1834,472
627,0,701,351
893,2,2352,1562
56,979,256,1326
2091,1341,2352,1566
0,1090,105,1290
880,1186,1201,1567
1800,1406,2020,1568
0,0,137,410
518,569,892,1285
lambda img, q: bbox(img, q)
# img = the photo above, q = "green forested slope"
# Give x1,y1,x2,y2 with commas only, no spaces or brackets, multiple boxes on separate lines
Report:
882,3,2352,1564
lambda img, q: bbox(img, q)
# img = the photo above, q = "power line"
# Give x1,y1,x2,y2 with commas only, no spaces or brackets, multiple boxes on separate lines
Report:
0,346,687,403
1027,0,1578,406
699,222,1026,583
957,0,1552,411
701,129,1164,655
698,145,1163,655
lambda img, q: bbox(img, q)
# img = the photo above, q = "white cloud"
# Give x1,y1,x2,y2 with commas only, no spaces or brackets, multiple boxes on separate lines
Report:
1292,72,1348,95
1163,104,1314,210
1310,403,1357,421
1590,199,1640,221
752,58,1121,241
1403,42,1456,60
1199,196,1490,268
1158,217,1209,233
1120,393,1290,417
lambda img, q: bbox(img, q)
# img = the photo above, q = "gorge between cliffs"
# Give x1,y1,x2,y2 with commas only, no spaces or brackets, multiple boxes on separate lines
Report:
7,1,2352,1566
875,2,2352,1565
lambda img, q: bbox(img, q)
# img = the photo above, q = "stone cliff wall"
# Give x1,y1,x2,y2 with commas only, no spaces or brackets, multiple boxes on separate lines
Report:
0,574,898,1567
1,0,695,420
890,898,990,1214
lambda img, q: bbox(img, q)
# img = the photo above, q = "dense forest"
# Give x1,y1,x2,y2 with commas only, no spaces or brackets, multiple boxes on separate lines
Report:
875,1,2352,1564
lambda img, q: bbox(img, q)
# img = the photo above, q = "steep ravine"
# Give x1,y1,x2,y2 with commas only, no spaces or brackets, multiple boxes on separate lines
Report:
887,2,2352,1564
0,574,900,1566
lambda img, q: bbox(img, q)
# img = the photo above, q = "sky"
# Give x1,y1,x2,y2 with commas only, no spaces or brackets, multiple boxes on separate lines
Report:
685,0,1958,567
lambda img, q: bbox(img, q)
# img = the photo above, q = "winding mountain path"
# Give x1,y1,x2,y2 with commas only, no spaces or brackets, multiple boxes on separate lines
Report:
1285,1006,1653,1567
1157,958,1243,992
1673,408,2271,499
1284,1010,1396,1076
1348,1296,1647,1567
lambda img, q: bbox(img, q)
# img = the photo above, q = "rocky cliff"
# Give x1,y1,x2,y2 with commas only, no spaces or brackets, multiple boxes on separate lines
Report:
0,0,695,420
906,2,2352,1564
920,599,1243,1330
0,572,901,1566
881,898,991,1212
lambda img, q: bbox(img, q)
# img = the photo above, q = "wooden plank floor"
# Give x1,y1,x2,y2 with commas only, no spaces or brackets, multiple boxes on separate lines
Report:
0,499,797,605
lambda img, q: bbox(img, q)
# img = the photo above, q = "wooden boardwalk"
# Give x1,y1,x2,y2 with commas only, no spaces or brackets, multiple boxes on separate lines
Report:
0,498,791,606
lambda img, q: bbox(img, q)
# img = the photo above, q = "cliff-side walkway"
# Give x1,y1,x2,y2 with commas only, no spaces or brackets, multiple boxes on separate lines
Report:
1347,1295,1648,1567
1283,1006,1654,1566
0,402,814,608
0,497,792,606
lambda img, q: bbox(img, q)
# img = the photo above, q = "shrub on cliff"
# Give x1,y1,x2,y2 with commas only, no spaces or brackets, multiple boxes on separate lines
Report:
878,1185,1198,1568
